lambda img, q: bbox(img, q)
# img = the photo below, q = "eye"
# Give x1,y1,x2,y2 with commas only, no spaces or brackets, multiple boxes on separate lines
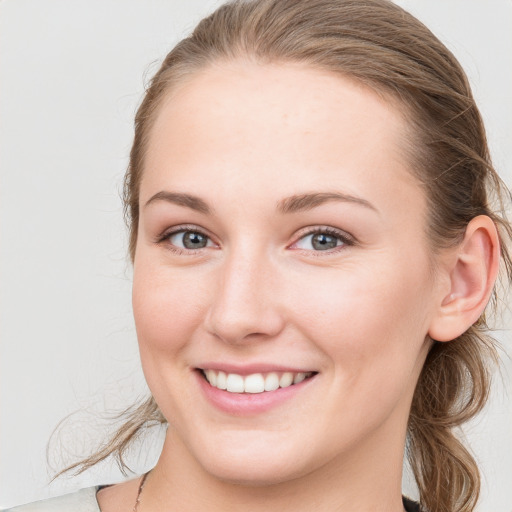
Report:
292,228,353,252
166,229,215,250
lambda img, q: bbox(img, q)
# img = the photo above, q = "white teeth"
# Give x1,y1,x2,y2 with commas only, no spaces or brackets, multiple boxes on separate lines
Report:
204,370,312,393
293,372,306,384
226,373,244,393
216,371,227,390
264,372,280,391
244,374,265,393
279,372,294,388
206,369,217,387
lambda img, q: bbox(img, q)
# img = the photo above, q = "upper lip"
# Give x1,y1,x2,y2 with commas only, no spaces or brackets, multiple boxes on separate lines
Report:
196,363,317,375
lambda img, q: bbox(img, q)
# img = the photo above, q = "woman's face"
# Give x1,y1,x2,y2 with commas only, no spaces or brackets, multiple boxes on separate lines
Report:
133,61,441,484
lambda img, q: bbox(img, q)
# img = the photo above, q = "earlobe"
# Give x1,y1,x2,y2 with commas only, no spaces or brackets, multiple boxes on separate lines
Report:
428,215,500,342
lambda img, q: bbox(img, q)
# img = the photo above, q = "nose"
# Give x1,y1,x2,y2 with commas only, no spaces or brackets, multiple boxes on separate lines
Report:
204,249,285,345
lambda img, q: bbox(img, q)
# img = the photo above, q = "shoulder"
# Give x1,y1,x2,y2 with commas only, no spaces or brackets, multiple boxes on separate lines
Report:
1,487,100,512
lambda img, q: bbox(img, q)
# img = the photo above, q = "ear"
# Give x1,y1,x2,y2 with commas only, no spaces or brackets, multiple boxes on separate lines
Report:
428,215,500,342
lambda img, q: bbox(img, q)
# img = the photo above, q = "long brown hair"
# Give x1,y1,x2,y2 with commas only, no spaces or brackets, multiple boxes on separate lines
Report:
63,1,512,511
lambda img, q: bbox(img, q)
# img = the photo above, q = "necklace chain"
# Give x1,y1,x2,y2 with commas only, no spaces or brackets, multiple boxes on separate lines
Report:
133,472,149,512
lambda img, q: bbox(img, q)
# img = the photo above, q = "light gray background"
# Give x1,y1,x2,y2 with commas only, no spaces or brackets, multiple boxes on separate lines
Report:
1,1,511,510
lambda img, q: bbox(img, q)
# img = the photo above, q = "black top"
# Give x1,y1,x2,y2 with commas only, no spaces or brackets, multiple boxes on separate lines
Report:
403,496,421,512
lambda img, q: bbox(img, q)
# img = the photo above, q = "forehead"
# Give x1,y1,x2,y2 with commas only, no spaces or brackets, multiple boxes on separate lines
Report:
142,60,420,213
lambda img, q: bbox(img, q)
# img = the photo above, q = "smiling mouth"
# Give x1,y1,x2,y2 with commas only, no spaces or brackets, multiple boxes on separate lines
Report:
200,369,316,394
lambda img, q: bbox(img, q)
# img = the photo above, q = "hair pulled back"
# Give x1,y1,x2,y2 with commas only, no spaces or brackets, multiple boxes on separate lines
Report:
70,2,512,511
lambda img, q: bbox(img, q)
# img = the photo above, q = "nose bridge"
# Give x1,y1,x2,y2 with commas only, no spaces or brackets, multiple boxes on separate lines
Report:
205,242,283,344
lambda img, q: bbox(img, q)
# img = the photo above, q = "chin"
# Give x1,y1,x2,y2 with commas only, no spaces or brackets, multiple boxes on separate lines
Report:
192,432,315,486
204,458,307,487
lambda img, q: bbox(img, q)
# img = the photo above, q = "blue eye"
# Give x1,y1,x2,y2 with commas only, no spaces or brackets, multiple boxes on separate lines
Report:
167,230,214,250
294,230,350,251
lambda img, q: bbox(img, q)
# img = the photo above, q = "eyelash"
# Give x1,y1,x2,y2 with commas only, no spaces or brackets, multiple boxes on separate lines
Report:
156,224,215,255
155,225,355,256
290,226,355,255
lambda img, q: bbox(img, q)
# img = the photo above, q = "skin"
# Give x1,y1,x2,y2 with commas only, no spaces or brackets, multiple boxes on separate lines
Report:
97,61,499,512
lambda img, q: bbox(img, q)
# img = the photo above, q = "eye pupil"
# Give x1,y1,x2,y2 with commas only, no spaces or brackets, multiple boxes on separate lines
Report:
183,231,207,249
312,233,338,250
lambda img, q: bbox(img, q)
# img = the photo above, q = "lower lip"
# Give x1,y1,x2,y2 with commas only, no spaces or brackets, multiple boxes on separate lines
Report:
196,371,316,416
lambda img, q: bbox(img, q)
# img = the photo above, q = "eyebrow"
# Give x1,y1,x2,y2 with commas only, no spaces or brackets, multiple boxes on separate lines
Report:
277,192,378,214
144,191,212,214
144,190,378,216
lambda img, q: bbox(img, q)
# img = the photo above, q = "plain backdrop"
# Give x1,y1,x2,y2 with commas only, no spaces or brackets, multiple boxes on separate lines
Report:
1,1,511,510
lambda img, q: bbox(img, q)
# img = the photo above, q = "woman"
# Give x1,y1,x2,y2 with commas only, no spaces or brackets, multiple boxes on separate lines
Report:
4,0,511,511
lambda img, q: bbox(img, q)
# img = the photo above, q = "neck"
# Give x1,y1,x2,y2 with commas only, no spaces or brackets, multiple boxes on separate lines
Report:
142,417,408,512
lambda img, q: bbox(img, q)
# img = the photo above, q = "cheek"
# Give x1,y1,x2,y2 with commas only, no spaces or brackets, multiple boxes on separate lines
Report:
289,261,433,436
290,257,433,370
131,257,215,420
132,257,211,356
